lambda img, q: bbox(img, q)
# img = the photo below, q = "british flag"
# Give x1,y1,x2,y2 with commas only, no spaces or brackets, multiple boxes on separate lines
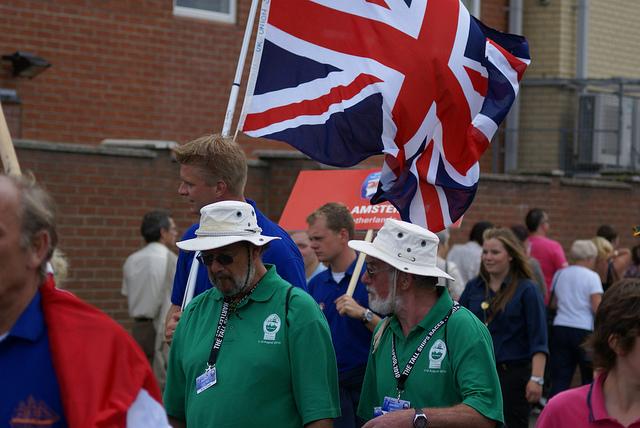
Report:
239,0,530,231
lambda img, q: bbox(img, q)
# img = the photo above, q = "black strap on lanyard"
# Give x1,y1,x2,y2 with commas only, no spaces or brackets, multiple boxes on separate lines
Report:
391,302,460,397
206,301,230,368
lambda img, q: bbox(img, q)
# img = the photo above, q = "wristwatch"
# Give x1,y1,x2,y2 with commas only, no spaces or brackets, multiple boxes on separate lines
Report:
361,308,374,323
530,375,544,386
413,408,428,428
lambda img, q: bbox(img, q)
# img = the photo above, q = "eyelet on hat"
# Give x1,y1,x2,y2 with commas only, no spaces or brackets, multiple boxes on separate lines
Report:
421,240,426,247
398,232,403,238
236,211,242,217
407,248,411,252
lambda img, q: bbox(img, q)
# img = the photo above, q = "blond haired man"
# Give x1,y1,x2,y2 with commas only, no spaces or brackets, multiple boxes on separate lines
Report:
165,135,305,343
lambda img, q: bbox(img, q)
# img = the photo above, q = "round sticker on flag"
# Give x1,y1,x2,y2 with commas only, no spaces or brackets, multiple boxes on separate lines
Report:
360,171,381,200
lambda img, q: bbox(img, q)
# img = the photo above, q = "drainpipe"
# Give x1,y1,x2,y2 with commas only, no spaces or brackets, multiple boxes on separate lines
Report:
504,0,523,173
576,0,589,80
576,0,589,171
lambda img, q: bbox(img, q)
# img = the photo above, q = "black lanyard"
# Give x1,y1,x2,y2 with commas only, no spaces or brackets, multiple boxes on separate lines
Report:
206,301,230,368
391,302,460,397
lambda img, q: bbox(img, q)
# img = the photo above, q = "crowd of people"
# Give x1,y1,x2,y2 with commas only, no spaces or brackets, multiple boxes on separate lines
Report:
2,134,640,428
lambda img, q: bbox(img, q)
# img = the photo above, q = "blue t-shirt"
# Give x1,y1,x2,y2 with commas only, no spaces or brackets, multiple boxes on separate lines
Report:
459,276,548,363
308,259,371,375
0,290,67,427
171,199,306,306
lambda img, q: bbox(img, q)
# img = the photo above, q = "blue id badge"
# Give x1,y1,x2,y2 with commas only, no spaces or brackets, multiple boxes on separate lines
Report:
382,396,411,412
195,366,217,394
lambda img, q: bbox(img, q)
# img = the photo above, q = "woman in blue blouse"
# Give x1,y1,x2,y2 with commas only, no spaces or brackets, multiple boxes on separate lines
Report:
459,227,548,428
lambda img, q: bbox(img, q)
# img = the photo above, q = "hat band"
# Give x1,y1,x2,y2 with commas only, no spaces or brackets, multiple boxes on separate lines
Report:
397,252,417,262
195,229,260,237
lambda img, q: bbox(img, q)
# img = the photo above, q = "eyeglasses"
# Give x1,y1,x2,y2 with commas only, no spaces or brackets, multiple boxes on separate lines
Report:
364,265,393,278
196,252,235,266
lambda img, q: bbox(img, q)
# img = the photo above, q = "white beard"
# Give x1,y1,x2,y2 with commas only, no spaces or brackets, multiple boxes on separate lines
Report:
368,271,397,316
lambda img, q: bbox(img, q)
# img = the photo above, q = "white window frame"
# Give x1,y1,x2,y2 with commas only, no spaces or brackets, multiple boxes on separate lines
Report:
173,0,236,24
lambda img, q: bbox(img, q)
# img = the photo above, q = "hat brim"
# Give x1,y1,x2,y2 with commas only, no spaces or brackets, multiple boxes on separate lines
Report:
349,240,454,281
177,235,280,252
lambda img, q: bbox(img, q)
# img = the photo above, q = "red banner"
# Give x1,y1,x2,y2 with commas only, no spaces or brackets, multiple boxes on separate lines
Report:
279,169,400,231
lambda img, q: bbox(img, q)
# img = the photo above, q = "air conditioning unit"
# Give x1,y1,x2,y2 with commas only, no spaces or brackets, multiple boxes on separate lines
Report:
577,93,640,169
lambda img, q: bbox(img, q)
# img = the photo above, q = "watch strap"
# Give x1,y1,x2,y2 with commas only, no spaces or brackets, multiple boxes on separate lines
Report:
530,375,544,386
413,408,428,428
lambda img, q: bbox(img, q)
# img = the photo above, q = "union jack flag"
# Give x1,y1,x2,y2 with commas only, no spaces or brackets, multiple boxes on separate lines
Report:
239,0,530,231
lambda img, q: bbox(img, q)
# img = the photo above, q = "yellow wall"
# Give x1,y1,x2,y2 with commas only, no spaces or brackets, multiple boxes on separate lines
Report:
522,0,576,78
588,0,640,78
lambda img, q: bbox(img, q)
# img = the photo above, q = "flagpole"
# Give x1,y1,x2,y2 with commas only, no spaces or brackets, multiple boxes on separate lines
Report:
221,0,261,137
184,0,261,309
346,229,374,297
0,103,21,176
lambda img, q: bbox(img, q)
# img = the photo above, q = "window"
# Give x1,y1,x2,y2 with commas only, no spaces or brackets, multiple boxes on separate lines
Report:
461,0,481,18
174,0,236,24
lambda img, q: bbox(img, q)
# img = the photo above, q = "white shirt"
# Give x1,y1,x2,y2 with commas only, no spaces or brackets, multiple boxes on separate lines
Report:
122,242,177,332
437,257,465,300
447,241,482,285
552,265,603,331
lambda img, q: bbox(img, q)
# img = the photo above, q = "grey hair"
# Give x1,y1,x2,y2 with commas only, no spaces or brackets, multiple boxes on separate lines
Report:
9,175,58,278
570,239,598,262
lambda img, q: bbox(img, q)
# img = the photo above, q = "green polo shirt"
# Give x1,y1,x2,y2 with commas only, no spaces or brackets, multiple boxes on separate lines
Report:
164,265,340,427
357,290,504,424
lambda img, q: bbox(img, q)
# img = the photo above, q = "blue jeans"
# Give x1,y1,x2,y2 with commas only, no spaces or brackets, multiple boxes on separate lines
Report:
549,325,593,397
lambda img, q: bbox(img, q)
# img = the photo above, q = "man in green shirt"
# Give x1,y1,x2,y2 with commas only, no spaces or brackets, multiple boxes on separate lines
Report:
164,200,340,428
349,219,504,428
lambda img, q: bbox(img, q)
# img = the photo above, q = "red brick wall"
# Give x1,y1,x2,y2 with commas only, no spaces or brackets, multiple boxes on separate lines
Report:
16,145,185,329
13,142,275,329
1,0,252,145
448,176,639,252
13,145,638,329
1,0,510,157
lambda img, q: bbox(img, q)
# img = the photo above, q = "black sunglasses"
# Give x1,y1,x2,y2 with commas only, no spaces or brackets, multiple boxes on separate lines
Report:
196,252,235,266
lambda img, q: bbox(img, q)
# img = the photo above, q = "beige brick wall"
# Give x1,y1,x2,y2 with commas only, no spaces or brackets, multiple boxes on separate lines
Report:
589,0,640,78
523,0,576,78
517,0,640,172
518,87,576,172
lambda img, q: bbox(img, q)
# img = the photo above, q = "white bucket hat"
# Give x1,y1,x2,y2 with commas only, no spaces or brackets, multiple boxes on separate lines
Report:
177,201,280,251
348,218,453,282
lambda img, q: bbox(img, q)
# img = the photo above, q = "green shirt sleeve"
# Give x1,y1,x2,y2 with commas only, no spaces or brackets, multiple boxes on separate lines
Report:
163,307,188,420
448,310,504,424
287,289,341,424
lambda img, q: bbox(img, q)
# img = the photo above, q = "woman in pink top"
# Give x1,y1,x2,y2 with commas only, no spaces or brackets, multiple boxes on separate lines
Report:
537,279,640,428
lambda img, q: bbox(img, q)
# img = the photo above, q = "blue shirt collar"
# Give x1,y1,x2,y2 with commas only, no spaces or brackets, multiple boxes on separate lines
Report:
8,290,45,343
324,257,359,284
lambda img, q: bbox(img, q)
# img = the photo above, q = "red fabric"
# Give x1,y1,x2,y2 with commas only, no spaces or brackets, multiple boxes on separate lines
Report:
40,275,162,427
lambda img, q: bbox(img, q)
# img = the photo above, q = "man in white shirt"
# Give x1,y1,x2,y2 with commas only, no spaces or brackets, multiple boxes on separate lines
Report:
122,210,178,368
447,221,493,285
